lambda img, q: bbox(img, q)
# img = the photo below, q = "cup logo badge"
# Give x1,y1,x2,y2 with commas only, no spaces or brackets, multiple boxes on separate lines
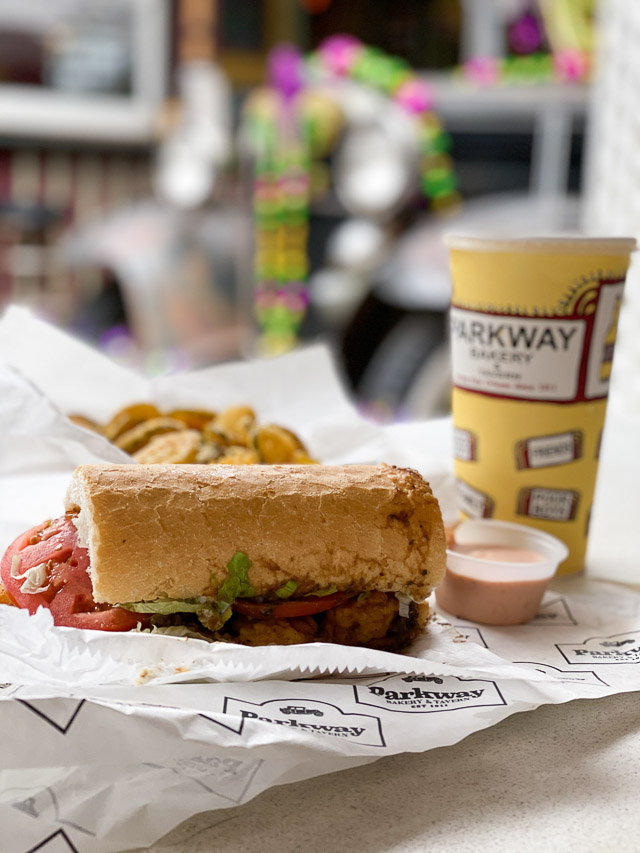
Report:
456,479,494,518
451,278,625,404
454,428,478,462
598,293,621,381
515,430,583,469
517,486,580,522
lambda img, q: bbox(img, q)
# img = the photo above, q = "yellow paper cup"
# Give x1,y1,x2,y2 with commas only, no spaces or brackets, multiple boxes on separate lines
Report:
447,236,635,574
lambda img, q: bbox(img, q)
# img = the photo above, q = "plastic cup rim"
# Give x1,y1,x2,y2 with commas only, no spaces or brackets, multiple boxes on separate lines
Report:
446,518,570,577
443,234,637,255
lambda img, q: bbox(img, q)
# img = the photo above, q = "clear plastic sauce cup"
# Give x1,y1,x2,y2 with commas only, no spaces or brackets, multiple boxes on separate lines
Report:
435,519,569,626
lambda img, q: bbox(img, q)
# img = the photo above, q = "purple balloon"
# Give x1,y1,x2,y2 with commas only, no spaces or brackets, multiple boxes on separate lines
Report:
268,44,304,100
509,13,542,55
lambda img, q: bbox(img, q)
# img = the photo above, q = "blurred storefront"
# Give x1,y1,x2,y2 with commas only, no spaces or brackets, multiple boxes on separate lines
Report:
0,0,599,416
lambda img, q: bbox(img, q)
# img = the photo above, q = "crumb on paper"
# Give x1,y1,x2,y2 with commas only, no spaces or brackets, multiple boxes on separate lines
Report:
429,611,468,643
137,666,161,685
136,664,192,684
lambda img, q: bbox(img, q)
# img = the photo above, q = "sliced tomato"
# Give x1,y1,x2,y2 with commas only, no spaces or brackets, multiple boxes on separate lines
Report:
233,591,352,619
1,516,145,632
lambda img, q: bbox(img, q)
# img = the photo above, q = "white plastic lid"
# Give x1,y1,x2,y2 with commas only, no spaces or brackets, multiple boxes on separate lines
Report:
446,519,569,582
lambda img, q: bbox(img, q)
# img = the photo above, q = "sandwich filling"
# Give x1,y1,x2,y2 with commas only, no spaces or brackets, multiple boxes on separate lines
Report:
0,515,426,650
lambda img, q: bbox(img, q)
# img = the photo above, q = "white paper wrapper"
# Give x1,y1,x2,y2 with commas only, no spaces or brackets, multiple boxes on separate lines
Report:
2,307,640,853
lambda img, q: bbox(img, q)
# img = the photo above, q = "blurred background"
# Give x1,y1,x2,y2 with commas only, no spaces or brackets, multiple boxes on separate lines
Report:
0,0,637,420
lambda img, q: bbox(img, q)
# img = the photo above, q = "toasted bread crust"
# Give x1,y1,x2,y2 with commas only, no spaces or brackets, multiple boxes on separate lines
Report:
65,464,446,605
0,580,15,607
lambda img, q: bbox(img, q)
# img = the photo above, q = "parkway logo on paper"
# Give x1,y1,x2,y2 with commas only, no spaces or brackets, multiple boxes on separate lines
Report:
512,662,609,687
23,829,80,853
353,674,507,714
17,699,85,735
145,756,264,806
9,786,94,839
530,596,577,626
222,697,385,748
557,630,640,665
453,626,489,648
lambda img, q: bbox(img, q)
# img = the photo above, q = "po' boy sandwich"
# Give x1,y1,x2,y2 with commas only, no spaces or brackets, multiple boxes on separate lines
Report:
0,463,446,650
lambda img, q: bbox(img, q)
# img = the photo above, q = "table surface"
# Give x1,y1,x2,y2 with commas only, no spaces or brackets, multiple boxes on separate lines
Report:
122,405,640,853
127,690,639,853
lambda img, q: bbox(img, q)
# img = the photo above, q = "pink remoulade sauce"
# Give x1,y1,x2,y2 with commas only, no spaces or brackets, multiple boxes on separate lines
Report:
435,560,549,626
453,545,545,564
435,520,568,626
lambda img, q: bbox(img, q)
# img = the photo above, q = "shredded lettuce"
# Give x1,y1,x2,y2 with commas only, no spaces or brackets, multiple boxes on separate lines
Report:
308,585,338,597
120,597,212,615
120,552,255,632
142,625,214,641
217,551,255,603
276,580,299,599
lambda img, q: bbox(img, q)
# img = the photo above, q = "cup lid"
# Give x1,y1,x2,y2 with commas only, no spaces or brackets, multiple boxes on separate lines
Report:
444,235,637,255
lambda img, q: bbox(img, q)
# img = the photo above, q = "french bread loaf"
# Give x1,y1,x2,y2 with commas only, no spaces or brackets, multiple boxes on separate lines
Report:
65,463,446,605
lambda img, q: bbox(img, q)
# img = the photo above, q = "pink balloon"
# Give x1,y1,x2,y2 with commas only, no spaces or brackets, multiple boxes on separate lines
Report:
464,56,500,87
319,35,362,76
553,49,589,82
395,77,433,113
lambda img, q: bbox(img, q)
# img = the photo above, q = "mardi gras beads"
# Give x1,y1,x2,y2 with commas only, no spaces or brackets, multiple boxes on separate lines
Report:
312,36,459,211
462,50,590,87
252,46,311,355
250,37,460,353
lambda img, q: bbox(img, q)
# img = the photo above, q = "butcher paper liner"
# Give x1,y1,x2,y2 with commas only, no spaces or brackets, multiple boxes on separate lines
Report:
1,306,640,853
